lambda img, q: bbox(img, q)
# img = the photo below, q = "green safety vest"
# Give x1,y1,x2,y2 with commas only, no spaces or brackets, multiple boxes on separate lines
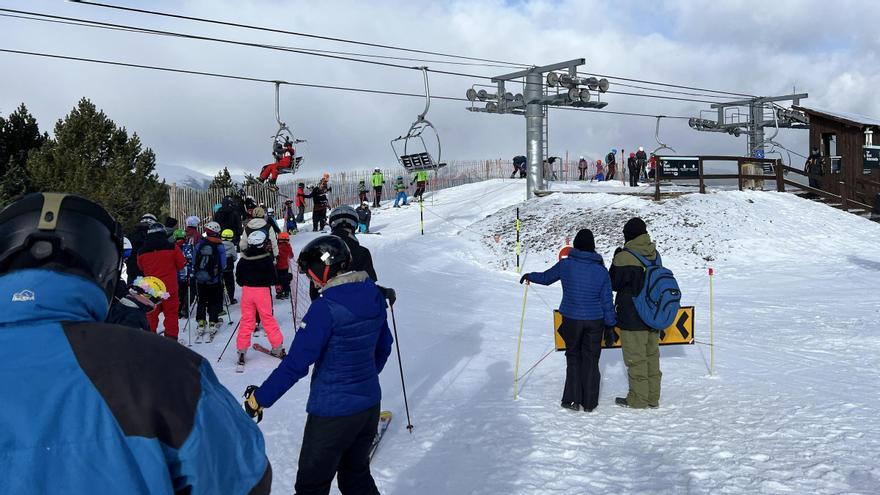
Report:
413,170,428,182
371,172,384,187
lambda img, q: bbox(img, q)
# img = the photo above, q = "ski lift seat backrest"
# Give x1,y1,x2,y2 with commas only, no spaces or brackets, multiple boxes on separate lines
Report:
277,156,304,175
400,152,434,171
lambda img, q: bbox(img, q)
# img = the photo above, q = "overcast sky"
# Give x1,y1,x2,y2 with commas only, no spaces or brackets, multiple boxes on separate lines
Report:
2,0,878,178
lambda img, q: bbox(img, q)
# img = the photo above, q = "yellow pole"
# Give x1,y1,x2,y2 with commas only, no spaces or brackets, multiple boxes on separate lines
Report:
515,208,521,273
514,283,529,400
709,267,715,376
419,200,425,236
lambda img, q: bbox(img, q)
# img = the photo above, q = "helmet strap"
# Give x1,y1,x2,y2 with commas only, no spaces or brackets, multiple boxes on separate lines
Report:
307,265,331,286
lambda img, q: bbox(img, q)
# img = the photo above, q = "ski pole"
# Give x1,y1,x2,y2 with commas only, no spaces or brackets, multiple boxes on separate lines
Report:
389,304,414,433
709,267,715,376
513,283,529,400
223,281,234,325
217,319,242,363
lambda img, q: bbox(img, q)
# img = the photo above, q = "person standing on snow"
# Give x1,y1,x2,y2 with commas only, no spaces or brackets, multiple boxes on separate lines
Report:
578,156,589,180
173,228,196,317
371,167,385,207
243,235,393,495
220,229,238,305
194,222,227,338
805,146,824,189
240,207,279,259
356,202,372,233
214,195,243,245
138,222,186,341
593,159,605,182
275,232,294,300
305,183,331,232
393,176,409,208
610,217,662,409
358,179,369,204
627,152,639,187
235,230,285,367
635,147,648,182
605,149,617,181
411,169,428,202
125,212,156,283
295,182,307,223
0,192,271,494
520,229,616,412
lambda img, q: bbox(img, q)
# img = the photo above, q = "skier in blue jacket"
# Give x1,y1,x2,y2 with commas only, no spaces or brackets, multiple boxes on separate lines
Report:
521,229,616,412
244,234,393,495
0,192,271,494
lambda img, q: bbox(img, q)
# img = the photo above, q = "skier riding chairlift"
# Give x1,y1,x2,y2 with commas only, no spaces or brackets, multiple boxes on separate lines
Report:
257,82,306,190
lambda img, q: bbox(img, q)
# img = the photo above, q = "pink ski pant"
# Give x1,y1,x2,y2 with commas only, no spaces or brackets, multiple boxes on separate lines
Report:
237,286,284,351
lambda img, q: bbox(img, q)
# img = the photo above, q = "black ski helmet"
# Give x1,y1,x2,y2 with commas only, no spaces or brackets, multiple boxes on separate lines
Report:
0,193,123,304
328,205,359,232
297,235,351,285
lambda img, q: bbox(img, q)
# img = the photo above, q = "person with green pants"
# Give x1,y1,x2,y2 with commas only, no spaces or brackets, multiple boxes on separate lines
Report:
610,217,662,409
371,167,385,208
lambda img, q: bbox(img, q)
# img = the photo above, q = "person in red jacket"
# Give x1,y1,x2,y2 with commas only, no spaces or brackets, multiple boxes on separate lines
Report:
138,223,186,340
295,183,306,223
275,232,294,299
258,138,296,188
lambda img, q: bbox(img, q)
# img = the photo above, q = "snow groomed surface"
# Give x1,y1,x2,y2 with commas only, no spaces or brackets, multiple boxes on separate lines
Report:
186,179,880,494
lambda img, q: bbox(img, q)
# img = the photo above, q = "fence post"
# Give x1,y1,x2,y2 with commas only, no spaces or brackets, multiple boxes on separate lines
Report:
698,158,706,194
775,159,785,192
840,181,848,210
654,159,661,201
737,158,744,191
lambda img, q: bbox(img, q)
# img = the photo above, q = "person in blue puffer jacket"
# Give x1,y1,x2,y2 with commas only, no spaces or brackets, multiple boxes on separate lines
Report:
0,192,271,494
521,229,616,412
244,234,393,495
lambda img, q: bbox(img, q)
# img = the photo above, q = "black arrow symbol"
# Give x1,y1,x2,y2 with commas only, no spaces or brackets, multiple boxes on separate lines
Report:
676,311,690,340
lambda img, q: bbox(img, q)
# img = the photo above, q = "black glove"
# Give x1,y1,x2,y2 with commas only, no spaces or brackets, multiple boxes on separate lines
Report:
614,247,623,256
604,326,618,347
377,285,396,307
243,385,263,423
519,274,529,284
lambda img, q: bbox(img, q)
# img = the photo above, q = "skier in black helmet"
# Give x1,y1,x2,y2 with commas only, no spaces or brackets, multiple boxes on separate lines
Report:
243,235,392,495
0,192,271,494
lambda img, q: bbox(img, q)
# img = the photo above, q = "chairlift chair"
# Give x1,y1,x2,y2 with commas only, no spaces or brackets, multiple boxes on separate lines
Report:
272,81,306,177
391,67,446,172
652,116,677,156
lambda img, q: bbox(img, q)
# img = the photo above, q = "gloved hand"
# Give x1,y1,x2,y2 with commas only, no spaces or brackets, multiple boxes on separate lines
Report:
614,247,623,256
604,326,618,347
243,385,263,423
377,285,396,307
519,274,530,285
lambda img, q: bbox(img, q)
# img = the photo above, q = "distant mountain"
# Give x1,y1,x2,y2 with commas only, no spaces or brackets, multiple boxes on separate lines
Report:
155,163,213,190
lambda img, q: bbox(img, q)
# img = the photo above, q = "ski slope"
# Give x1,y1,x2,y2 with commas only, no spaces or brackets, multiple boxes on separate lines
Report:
183,179,880,494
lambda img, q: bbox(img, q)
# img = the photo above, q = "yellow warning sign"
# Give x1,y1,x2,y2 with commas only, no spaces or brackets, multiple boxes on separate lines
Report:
554,306,695,350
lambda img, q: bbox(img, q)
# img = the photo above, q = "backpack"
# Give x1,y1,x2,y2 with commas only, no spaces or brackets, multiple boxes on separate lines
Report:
194,243,220,284
625,249,681,330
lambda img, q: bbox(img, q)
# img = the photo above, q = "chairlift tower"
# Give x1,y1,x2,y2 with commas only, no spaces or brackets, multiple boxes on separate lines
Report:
688,93,809,160
465,59,610,199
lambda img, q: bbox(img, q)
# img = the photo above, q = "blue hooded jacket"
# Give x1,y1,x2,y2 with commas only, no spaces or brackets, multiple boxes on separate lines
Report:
255,272,393,417
526,249,617,325
0,269,271,494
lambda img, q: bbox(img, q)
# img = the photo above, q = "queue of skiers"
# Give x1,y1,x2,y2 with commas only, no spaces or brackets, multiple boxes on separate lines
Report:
516,147,656,185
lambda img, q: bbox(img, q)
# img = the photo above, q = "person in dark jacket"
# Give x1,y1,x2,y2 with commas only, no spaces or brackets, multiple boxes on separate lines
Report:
106,276,167,332
305,183,330,232
214,195,243,245
521,229,616,412
138,222,186,340
635,147,648,181
125,213,156,284
356,202,371,233
627,152,639,187
610,217,662,409
605,149,617,181
805,146,824,189
310,206,379,301
0,192,271,494
235,231,284,366
194,222,227,337
243,235,392,495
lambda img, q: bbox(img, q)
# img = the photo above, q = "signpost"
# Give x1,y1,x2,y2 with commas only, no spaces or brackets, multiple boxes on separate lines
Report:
864,146,880,175
658,156,700,179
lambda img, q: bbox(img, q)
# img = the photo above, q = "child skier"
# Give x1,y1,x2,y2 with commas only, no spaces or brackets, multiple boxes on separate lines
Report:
295,183,306,223
221,229,238,304
356,202,371,233
275,232,294,299
358,179,369,204
283,199,298,233
411,169,428,201
173,228,196,317
371,167,385,207
593,159,606,182
194,221,227,339
236,230,286,367
393,176,408,207
107,276,171,332
243,235,393,494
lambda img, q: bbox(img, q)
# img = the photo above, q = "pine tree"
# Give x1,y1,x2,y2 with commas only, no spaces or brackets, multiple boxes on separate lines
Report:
209,166,236,191
241,173,261,187
26,98,167,230
0,104,46,205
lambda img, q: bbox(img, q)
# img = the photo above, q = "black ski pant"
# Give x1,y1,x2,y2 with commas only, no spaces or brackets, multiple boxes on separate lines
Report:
295,404,380,495
558,317,604,410
578,169,586,180
372,186,382,207
178,277,196,317
296,205,305,223
276,268,291,295
312,209,327,231
359,191,367,203
628,165,640,186
196,282,223,324
414,181,426,201
222,270,236,302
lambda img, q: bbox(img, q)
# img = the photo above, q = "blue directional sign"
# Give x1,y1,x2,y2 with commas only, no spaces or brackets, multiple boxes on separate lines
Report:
753,149,765,159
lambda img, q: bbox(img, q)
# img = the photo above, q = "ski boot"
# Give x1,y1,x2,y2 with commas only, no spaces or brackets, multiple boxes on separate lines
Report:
561,401,580,412
207,321,221,343
236,351,246,373
195,320,207,343
229,298,238,305
218,308,227,317
270,346,287,359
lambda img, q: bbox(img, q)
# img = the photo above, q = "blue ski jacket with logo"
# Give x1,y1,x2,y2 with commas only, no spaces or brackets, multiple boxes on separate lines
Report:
0,269,271,494
255,272,393,417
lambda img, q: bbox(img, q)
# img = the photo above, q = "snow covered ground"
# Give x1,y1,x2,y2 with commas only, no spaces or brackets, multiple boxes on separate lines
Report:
180,178,880,494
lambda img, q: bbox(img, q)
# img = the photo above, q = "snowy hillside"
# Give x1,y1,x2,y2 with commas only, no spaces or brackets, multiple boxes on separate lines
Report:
154,163,213,189
184,179,880,494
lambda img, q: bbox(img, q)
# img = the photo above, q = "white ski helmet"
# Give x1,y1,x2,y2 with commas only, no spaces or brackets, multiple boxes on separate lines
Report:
329,205,359,231
638,146,644,152
266,207,275,216
185,216,200,228
204,221,221,235
374,167,381,172
247,230,268,247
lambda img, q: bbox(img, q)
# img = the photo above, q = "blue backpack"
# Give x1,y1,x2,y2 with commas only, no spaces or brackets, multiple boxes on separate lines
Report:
626,249,681,330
